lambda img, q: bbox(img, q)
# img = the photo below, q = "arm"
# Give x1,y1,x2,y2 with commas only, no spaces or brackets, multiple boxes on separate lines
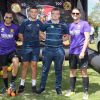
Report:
62,34,70,41
62,23,70,41
18,33,23,42
18,20,26,42
39,31,46,41
62,23,70,46
39,22,47,41
63,34,70,46
79,32,90,59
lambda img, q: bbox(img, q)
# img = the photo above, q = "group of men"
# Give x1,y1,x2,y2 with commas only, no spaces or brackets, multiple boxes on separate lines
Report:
0,6,90,100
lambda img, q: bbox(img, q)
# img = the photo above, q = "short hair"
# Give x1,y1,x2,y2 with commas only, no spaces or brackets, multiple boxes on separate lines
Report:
51,7,60,13
29,5,38,10
72,8,81,13
5,11,13,15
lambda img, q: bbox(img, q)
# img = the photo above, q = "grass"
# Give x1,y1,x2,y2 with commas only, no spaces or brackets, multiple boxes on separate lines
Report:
88,39,97,51
0,61,100,100
0,41,99,100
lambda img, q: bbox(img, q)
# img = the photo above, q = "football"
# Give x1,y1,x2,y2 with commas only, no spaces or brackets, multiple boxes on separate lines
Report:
11,3,21,13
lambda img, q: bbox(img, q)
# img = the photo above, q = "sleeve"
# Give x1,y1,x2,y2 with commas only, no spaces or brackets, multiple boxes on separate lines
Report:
62,23,69,34
19,21,25,34
40,22,47,32
15,25,19,40
83,21,91,33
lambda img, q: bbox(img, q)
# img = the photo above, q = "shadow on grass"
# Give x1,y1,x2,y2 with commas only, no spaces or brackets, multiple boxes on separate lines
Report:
0,61,100,100
70,77,100,95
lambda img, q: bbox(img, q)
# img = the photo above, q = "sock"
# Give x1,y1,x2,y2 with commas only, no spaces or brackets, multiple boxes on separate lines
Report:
20,79,25,86
32,80,36,86
11,76,16,83
3,78,8,89
70,77,76,92
82,77,89,92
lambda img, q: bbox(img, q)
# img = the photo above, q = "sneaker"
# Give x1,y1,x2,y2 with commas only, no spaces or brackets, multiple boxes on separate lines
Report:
10,82,16,91
36,87,45,94
56,88,62,95
65,90,75,97
18,85,25,93
83,92,88,100
0,87,8,95
32,86,37,93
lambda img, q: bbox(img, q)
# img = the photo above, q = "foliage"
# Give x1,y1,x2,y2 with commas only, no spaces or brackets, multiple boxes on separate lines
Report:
88,2,100,27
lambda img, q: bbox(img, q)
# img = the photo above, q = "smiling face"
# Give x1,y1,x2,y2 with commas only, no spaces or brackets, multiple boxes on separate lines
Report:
71,8,81,21
29,8,38,20
4,13,13,25
51,9,60,21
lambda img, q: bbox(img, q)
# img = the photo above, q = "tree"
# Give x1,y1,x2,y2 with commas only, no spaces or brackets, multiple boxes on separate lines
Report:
88,2,100,27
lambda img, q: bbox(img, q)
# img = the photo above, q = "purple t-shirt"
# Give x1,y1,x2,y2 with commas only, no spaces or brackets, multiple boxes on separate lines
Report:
0,22,19,55
69,20,90,55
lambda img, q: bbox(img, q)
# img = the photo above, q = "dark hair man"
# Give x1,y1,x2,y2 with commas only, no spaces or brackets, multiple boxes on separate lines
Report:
18,6,43,93
0,11,19,94
36,8,69,95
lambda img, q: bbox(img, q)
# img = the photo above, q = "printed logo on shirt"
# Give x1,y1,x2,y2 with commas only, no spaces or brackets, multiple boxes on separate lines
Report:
27,24,32,30
0,28,5,32
70,30,80,35
74,30,80,35
27,24,32,28
70,31,74,35
10,29,14,33
74,25,81,35
1,33,14,39
77,25,81,29
36,24,40,27
51,25,54,28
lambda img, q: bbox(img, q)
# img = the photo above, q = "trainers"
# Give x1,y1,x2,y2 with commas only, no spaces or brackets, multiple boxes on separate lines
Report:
83,92,88,100
36,87,45,94
32,86,37,93
10,82,16,91
65,90,75,97
18,85,25,93
0,87,8,95
56,88,62,95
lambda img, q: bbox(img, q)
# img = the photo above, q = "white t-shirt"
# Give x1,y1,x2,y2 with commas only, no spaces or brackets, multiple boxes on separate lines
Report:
90,26,95,35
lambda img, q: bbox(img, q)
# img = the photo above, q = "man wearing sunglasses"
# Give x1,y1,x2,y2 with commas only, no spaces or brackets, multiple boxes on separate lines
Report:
65,8,90,100
0,11,19,94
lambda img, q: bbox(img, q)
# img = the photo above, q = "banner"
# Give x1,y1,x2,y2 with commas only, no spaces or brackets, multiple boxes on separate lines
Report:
7,0,72,24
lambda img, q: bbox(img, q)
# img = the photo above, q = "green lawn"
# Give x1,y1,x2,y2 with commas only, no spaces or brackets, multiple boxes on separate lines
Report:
0,61,100,100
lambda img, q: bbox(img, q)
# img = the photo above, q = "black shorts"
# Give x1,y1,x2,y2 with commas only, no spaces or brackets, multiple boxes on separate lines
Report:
0,51,19,67
69,53,88,69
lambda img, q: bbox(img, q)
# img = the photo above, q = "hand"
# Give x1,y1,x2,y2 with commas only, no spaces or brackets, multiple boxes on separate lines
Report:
39,32,46,41
62,34,69,41
79,52,85,59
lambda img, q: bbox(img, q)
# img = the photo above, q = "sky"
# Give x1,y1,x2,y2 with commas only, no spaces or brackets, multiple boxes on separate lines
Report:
88,0,100,15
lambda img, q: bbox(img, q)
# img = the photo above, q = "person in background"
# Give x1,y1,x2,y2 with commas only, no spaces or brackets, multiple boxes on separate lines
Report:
89,23,95,43
65,8,90,100
36,8,69,95
18,6,43,93
0,11,19,94
39,14,46,23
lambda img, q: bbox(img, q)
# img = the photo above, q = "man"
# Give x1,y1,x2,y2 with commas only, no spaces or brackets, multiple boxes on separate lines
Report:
65,8,90,100
18,6,43,93
36,8,68,95
0,11,19,94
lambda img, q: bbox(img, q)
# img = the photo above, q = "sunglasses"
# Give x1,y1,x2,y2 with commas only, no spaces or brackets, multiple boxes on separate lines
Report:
5,16,12,19
72,13,80,15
